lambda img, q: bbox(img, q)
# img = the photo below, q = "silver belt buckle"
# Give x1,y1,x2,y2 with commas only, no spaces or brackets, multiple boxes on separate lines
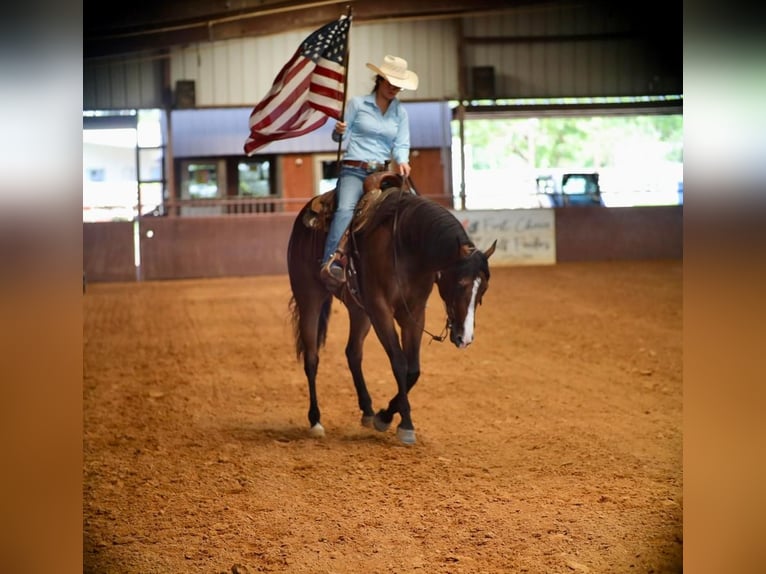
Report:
366,161,380,173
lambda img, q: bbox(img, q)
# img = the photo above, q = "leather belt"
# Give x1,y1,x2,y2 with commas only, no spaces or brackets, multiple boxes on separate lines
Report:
341,159,390,173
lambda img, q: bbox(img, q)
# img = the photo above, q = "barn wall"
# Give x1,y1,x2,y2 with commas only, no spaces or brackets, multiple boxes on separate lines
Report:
83,206,682,282
462,4,681,99
83,2,680,111
410,149,451,204
84,54,167,110
167,9,679,109
555,205,683,262
170,102,452,158
83,221,137,282
169,19,459,107
280,155,316,214
136,215,295,281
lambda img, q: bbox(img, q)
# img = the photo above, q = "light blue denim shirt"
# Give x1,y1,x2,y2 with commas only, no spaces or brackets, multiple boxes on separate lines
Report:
334,93,410,165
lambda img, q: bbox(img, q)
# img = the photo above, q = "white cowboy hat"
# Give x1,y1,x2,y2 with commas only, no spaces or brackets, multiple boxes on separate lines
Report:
366,55,419,91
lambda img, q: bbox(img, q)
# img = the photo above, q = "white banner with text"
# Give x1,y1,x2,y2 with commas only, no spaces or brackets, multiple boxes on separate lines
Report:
451,209,556,266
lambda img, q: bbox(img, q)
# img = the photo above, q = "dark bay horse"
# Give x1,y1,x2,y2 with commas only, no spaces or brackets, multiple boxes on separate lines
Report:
287,172,496,445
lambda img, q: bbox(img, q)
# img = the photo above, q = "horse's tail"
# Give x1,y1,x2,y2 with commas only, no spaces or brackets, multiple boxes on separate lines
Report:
288,295,304,361
288,294,333,362
287,195,333,361
316,297,332,352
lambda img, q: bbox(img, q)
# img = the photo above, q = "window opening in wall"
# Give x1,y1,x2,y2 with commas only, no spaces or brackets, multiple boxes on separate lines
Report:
238,160,271,197
452,112,683,210
314,155,340,195
82,125,138,222
139,183,164,217
177,159,226,215
82,109,166,222
185,163,220,199
137,109,163,148
320,160,340,192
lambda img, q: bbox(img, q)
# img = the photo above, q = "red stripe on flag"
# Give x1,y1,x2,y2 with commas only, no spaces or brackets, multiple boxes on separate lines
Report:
243,115,329,155
249,73,313,132
250,56,311,117
310,80,344,102
272,102,316,134
313,64,344,83
311,102,343,119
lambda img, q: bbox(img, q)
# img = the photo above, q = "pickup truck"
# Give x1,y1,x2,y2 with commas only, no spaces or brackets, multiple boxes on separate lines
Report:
535,172,603,207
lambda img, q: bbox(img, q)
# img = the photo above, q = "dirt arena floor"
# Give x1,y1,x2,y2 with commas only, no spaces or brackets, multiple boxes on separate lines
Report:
83,260,682,573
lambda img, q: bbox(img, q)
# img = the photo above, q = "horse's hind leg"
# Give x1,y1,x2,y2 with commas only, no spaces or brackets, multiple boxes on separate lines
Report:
296,296,330,437
302,345,323,437
304,352,323,437
346,306,375,427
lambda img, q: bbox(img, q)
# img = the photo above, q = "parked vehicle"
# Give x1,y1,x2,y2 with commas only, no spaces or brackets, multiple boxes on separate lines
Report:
536,172,603,207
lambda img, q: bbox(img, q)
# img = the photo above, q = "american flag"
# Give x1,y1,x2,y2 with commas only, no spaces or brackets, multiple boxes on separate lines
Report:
243,16,350,156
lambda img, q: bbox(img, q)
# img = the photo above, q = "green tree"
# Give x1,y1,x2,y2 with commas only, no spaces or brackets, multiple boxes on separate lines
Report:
455,113,683,170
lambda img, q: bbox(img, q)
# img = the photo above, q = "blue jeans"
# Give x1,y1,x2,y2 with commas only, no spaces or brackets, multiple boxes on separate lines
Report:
322,166,366,264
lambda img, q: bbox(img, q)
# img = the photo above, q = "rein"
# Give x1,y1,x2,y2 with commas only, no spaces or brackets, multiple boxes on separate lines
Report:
391,182,450,344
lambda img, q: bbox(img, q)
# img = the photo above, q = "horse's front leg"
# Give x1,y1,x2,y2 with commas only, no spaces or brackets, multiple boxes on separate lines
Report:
371,311,424,445
346,305,375,427
377,322,422,408
391,314,424,443
400,315,423,395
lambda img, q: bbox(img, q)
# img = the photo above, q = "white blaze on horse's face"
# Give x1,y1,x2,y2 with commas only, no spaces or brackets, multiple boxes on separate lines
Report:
437,249,491,349
458,277,482,348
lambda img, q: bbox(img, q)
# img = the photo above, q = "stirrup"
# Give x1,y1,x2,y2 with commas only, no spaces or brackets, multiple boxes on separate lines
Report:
320,254,346,288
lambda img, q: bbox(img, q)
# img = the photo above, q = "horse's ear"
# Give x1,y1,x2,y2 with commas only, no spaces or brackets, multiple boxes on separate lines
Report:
484,240,497,259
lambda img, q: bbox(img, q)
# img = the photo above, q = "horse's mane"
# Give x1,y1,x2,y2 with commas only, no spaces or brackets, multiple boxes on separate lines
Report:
362,191,473,264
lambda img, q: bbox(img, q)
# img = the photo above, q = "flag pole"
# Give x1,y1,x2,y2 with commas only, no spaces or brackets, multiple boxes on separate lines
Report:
335,5,353,176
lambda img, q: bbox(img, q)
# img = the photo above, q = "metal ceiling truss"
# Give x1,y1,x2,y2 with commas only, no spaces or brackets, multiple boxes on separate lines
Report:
84,0,549,59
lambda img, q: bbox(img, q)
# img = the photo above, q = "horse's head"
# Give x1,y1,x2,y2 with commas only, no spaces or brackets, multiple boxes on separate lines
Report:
436,240,497,349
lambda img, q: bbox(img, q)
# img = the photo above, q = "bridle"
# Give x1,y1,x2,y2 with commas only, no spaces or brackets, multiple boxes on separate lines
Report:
345,175,452,343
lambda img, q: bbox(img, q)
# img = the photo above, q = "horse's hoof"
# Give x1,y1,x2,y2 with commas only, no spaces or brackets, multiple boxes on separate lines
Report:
361,415,375,428
373,413,391,432
396,427,417,445
308,422,325,437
